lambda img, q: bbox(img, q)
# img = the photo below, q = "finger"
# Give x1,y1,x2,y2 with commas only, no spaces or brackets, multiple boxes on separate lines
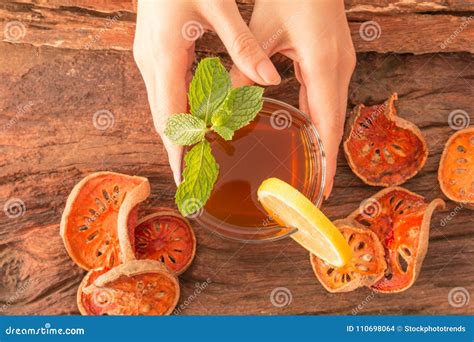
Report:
210,3,280,86
300,60,344,199
156,51,194,185
298,81,309,120
229,45,281,87
297,66,337,199
137,48,192,185
229,65,254,87
338,49,356,133
294,62,309,114
162,136,184,186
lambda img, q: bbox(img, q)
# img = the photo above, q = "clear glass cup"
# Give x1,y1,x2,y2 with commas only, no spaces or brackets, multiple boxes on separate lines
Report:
184,97,326,242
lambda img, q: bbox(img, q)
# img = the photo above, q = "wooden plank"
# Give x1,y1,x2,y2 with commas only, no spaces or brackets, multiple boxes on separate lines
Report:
7,0,474,14
1,42,472,315
346,0,474,13
200,14,474,55
1,1,473,53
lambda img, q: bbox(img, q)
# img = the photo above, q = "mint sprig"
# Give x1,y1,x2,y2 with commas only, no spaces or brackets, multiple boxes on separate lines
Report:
188,57,230,124
164,57,264,217
164,114,207,146
212,86,264,140
175,140,219,216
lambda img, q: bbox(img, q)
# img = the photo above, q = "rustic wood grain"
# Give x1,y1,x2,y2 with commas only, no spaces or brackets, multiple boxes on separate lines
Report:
7,0,474,14
1,1,473,316
1,1,474,53
1,43,473,315
346,0,474,13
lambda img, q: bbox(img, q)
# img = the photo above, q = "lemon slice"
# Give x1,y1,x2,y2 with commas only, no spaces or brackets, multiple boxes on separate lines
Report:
257,178,352,267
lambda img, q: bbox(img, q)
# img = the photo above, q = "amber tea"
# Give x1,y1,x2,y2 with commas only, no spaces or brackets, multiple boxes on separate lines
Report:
194,98,325,241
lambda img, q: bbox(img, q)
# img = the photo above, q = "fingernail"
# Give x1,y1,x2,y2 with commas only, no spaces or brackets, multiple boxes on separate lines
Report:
323,181,333,200
256,59,281,85
173,171,181,186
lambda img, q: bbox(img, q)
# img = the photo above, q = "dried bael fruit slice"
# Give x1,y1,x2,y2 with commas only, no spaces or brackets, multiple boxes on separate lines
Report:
77,266,110,315
60,172,150,270
438,127,474,209
348,187,444,293
77,260,180,315
123,208,196,275
344,93,428,186
310,219,386,293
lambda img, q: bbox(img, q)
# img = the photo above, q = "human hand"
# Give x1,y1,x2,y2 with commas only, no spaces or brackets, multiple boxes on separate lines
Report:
133,0,281,184
230,0,356,198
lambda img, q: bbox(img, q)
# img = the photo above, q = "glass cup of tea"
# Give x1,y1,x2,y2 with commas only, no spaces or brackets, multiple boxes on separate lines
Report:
184,97,326,242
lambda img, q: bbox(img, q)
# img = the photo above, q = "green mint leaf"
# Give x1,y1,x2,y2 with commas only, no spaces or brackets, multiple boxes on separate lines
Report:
164,114,207,146
189,57,231,125
176,140,219,216
211,86,264,133
171,59,264,214
212,125,234,141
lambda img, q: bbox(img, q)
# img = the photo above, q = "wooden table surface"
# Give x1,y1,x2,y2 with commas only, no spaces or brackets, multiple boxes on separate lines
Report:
1,0,473,315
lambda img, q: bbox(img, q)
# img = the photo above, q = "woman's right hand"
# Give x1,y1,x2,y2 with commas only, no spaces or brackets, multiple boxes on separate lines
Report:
229,0,356,198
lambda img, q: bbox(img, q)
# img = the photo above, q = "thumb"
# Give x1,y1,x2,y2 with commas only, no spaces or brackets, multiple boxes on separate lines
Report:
210,3,280,86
